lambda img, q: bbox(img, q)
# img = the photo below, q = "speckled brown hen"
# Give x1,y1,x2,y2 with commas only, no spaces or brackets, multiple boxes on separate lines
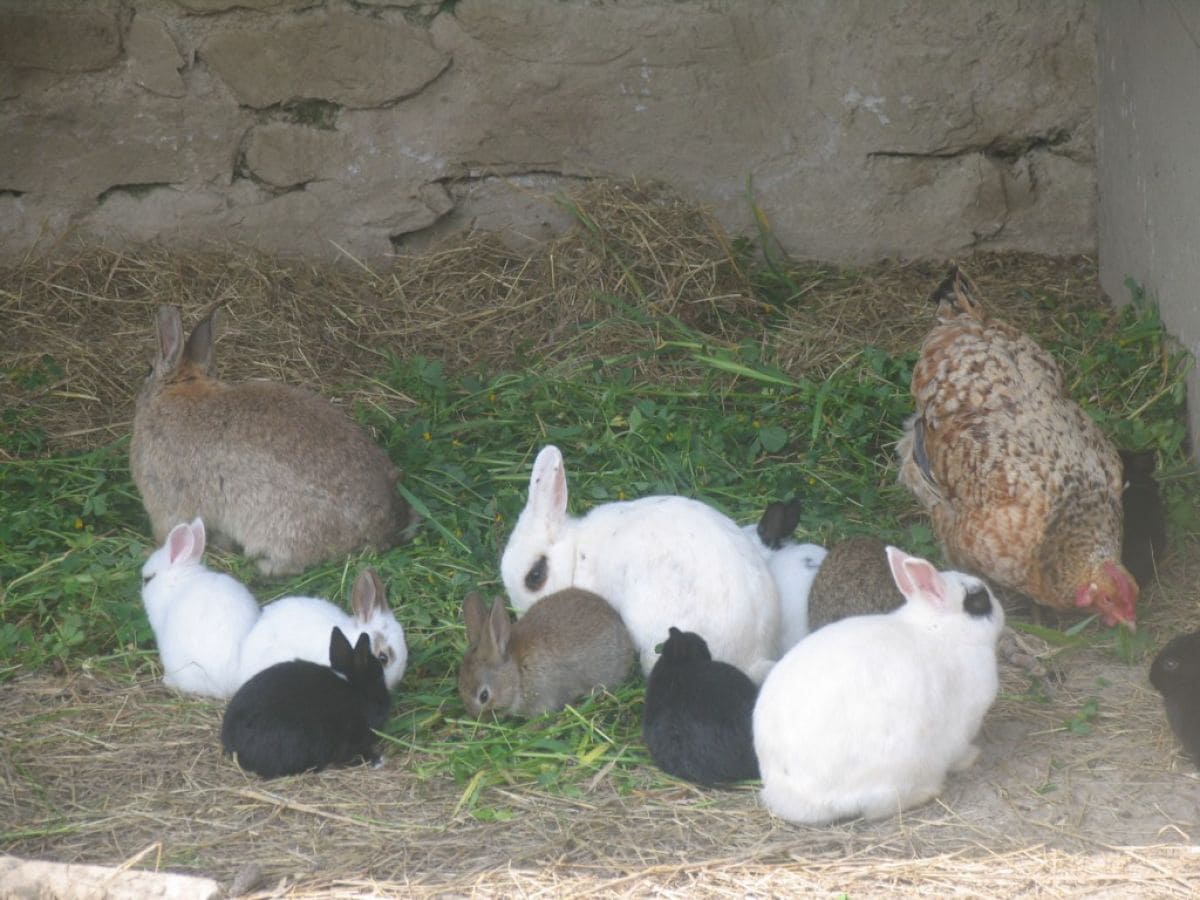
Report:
896,268,1138,628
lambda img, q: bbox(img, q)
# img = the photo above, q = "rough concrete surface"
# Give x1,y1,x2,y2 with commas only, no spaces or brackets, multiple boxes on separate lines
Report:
0,0,1098,262
1097,0,1200,458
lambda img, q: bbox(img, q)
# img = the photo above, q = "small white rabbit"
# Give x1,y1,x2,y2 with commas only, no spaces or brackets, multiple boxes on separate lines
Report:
140,517,261,699
236,567,407,690
499,445,781,682
753,546,1004,825
742,498,827,653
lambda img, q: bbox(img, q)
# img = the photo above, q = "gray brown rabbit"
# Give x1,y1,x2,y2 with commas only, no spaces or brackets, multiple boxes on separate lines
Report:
806,535,904,631
458,588,635,718
130,306,417,576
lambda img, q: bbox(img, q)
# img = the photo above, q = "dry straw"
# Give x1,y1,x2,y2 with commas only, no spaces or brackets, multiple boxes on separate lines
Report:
1,180,1102,456
3,182,1196,897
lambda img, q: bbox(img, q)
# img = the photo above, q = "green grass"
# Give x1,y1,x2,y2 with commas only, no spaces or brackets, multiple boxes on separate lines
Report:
0,268,1195,809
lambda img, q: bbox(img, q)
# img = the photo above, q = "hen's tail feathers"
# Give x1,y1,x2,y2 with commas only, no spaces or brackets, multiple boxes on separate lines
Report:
930,266,984,320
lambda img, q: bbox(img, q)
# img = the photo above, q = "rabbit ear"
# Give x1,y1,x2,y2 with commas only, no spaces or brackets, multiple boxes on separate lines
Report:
487,596,513,657
328,626,354,670
756,498,802,549
527,445,568,528
153,306,184,376
352,631,372,661
886,546,947,610
166,521,203,566
188,517,207,555
183,311,216,374
351,568,387,620
462,592,488,645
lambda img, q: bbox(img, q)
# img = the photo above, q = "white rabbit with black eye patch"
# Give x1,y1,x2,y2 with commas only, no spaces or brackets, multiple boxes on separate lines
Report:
140,517,261,699
500,445,781,682
754,545,1004,825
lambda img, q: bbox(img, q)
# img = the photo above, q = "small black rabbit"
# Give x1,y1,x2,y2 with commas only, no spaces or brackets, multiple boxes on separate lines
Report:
642,627,760,786
1120,448,1167,588
1149,631,1200,767
222,626,391,778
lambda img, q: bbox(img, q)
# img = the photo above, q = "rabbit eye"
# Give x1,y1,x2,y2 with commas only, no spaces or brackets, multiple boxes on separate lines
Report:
478,687,490,706
525,556,549,592
1163,658,1180,672
377,651,389,666
963,587,992,618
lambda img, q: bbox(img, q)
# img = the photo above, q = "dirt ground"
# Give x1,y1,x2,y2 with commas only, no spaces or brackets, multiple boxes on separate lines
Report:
4,558,1199,897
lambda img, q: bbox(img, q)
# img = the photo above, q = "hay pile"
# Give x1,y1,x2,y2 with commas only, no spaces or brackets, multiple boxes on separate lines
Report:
0,182,749,454
0,180,1103,456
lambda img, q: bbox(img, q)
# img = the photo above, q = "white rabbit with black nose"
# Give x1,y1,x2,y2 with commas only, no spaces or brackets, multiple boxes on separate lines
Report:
500,445,781,682
236,567,407,691
754,546,1004,825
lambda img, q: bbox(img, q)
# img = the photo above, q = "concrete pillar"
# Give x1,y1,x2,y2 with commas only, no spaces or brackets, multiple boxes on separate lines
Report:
1097,0,1200,455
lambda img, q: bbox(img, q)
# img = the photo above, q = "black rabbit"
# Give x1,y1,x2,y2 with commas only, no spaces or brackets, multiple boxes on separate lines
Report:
1119,448,1167,588
1149,631,1200,767
642,627,760,786
222,626,391,778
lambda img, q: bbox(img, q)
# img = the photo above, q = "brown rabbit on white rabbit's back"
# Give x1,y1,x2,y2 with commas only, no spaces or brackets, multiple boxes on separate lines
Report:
130,306,417,576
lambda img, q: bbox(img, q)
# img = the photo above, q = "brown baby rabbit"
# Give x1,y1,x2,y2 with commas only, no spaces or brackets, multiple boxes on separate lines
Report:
458,588,636,718
130,306,417,576
806,535,905,631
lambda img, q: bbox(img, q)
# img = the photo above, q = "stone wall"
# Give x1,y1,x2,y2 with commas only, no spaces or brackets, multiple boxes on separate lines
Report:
0,0,1098,263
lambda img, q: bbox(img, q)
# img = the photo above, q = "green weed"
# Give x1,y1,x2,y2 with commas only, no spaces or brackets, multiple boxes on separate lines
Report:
1061,697,1101,736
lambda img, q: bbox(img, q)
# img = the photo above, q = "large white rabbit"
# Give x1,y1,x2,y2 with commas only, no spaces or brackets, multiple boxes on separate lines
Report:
236,567,408,691
754,545,1004,825
500,445,781,682
140,517,261,699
